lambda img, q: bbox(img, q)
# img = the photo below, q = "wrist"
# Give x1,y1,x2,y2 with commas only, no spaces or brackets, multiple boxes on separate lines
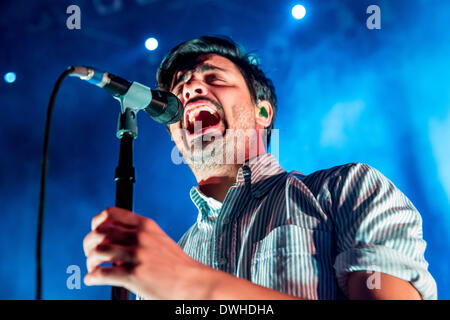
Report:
173,260,218,299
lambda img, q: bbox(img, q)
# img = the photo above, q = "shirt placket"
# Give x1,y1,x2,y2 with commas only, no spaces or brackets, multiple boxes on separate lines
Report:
213,166,253,274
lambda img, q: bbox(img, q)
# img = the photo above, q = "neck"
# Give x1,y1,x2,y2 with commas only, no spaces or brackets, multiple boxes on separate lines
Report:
189,136,268,202
191,164,241,203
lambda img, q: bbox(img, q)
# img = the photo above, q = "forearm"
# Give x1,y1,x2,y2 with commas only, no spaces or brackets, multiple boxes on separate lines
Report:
187,265,304,300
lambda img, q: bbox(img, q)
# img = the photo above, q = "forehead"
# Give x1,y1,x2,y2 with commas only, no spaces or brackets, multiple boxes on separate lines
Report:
171,54,242,87
184,54,239,73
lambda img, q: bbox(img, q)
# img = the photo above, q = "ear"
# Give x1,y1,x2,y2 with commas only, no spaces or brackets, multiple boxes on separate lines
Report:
255,100,273,129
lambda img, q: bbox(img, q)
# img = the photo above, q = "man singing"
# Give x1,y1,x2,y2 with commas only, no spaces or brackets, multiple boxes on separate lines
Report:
82,36,437,299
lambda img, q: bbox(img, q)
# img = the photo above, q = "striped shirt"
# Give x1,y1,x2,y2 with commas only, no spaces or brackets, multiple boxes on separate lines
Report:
178,153,437,300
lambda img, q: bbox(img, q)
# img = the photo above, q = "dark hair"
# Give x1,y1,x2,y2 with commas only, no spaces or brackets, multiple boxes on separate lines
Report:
156,36,277,145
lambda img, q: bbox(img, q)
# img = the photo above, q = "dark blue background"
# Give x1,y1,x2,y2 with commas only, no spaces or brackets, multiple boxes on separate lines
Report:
1,0,449,299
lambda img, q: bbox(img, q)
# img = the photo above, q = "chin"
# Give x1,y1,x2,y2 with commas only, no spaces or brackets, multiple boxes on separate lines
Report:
184,137,226,166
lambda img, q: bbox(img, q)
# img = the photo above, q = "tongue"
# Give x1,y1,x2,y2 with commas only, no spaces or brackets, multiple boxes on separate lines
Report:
192,110,220,132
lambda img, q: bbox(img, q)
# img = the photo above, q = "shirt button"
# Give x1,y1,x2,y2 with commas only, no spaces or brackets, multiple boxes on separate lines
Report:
223,217,230,225
218,258,227,265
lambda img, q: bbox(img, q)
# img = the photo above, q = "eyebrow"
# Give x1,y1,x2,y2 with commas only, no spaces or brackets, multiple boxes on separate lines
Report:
172,63,227,91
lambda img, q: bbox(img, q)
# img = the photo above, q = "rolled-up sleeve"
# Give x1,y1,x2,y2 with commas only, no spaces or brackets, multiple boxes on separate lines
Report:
330,163,437,299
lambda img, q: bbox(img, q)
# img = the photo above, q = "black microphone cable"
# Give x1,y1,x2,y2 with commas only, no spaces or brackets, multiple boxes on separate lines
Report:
36,66,74,300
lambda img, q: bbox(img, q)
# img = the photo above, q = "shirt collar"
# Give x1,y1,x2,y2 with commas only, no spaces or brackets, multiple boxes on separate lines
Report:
190,153,286,216
235,153,286,198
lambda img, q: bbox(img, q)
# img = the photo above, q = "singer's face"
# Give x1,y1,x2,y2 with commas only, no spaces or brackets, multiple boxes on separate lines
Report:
167,54,261,166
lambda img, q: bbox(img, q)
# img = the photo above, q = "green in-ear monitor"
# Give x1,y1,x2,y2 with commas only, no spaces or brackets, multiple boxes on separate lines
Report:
259,107,268,118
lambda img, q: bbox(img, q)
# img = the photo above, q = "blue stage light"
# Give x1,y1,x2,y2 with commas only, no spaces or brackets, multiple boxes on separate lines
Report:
292,4,306,20
4,72,16,83
145,37,158,51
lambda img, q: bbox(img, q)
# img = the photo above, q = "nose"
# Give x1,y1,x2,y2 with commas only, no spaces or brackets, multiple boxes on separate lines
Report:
182,79,208,102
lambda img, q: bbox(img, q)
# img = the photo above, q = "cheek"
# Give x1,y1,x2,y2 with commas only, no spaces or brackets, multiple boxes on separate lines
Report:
227,104,256,128
168,122,178,134
220,90,256,126
169,123,185,147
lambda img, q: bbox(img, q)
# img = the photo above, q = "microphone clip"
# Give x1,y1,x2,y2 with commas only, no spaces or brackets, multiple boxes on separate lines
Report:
118,82,152,115
116,108,138,139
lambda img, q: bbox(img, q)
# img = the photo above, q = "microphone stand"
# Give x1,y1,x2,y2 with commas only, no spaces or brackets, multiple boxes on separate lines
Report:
111,107,137,300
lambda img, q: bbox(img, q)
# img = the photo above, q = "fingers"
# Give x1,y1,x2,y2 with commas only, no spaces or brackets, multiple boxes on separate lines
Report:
91,207,141,231
83,207,160,294
83,223,138,257
86,243,138,273
84,264,133,288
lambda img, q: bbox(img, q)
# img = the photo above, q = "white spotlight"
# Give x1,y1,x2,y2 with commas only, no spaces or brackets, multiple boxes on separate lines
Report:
145,37,158,51
292,4,306,20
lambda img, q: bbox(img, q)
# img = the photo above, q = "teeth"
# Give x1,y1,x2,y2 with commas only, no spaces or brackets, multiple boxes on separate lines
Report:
187,105,217,125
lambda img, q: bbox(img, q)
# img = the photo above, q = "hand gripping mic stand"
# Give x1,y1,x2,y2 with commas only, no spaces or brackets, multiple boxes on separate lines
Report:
82,73,182,300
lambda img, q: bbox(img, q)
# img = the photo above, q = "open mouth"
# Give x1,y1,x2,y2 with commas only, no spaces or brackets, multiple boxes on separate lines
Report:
185,105,222,135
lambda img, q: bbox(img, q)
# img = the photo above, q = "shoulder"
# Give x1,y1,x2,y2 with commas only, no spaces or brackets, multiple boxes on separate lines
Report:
285,162,384,194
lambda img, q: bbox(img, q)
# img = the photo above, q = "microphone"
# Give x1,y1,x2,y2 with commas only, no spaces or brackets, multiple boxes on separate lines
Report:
68,66,183,124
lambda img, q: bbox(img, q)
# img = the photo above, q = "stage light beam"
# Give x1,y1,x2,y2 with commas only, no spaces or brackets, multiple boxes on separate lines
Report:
145,37,158,51
4,72,16,83
292,4,306,20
